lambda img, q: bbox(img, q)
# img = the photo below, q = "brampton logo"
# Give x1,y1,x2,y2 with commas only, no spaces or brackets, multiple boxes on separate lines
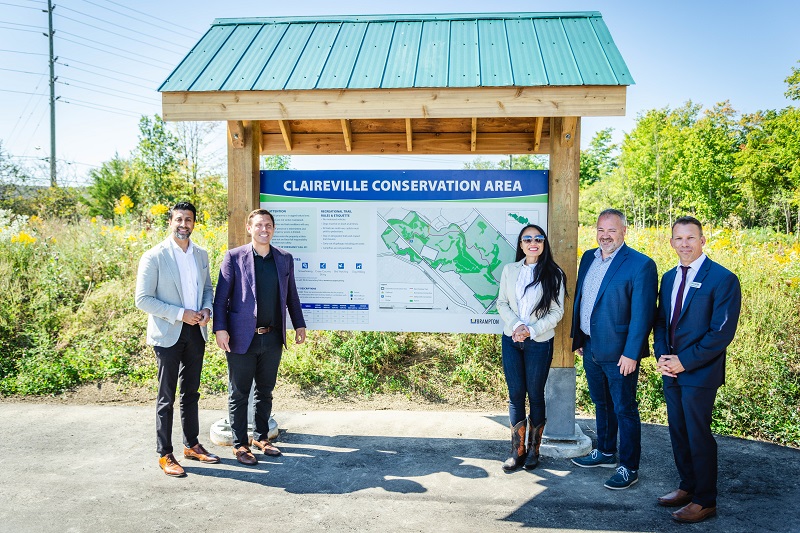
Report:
470,318,500,325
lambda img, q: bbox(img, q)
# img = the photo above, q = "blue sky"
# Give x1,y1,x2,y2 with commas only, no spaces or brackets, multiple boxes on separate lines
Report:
1,0,798,183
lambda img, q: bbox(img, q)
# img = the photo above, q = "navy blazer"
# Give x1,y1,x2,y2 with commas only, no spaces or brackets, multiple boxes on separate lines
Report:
571,243,658,362
653,257,741,389
213,244,306,354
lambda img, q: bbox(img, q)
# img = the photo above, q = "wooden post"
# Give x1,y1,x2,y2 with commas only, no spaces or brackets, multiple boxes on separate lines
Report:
226,120,261,249
548,116,580,369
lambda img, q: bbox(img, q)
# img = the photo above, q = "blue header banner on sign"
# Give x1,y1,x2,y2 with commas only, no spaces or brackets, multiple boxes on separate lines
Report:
261,169,548,201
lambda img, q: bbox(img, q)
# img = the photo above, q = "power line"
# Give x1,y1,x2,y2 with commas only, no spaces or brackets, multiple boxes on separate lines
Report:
61,97,144,118
57,80,158,106
58,56,159,83
0,48,48,56
0,24,44,33
56,28,176,66
8,74,47,140
57,35,173,69
55,8,188,54
59,75,160,101
0,20,44,28
0,88,49,96
0,1,43,8
94,0,197,34
75,0,198,40
0,66,47,75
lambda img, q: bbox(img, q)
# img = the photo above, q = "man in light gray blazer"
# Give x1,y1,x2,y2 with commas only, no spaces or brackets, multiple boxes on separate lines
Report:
135,201,219,477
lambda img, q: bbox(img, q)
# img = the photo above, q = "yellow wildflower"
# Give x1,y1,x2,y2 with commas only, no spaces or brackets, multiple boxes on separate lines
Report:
150,204,169,217
11,231,36,245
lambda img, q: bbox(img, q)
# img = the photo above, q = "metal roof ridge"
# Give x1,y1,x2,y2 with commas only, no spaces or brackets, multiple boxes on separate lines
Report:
211,12,603,26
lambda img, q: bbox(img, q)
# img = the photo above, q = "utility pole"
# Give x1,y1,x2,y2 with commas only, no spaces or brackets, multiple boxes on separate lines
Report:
45,0,56,187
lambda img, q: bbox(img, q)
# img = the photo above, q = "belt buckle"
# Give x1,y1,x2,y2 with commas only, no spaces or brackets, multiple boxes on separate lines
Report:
255,326,271,334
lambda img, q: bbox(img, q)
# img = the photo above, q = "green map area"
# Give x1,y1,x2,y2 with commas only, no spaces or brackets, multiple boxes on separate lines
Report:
380,211,515,309
508,213,529,224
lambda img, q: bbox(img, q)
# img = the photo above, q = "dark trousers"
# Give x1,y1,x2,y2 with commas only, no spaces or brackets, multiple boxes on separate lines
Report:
153,323,204,456
582,336,641,470
664,379,719,507
226,330,283,448
501,334,553,427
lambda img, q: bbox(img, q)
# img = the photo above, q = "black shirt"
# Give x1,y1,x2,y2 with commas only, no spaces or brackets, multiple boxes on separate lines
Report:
253,246,281,328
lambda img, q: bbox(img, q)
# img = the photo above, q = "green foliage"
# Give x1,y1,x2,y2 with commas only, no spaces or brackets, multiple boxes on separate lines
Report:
134,114,182,205
579,127,618,187
84,155,141,222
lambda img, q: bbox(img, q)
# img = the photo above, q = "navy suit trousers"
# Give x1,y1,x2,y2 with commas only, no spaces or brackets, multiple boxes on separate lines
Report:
663,379,719,507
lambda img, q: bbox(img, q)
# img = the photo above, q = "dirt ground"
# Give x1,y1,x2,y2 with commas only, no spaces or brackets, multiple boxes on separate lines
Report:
0,379,509,413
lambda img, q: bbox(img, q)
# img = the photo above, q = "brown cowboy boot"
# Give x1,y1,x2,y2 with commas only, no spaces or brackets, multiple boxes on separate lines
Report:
502,419,527,471
523,418,546,470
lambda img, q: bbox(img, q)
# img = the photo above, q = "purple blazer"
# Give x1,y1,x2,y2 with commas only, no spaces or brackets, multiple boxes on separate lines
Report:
213,243,306,354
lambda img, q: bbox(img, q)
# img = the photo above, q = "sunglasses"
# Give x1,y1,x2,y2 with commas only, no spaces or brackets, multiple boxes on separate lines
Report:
521,235,546,244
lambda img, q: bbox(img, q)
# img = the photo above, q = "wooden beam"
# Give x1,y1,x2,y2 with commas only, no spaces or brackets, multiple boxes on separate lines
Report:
162,86,627,121
470,117,477,152
228,120,244,148
341,118,353,152
405,118,412,152
227,120,261,249
260,132,550,155
278,120,292,151
560,116,577,148
548,116,580,369
533,117,543,152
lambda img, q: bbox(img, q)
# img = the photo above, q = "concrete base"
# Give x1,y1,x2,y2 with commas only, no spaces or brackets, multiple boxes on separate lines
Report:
540,423,592,459
210,416,279,446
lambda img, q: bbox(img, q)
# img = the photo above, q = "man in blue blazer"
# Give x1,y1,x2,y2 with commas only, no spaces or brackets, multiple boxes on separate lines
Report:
213,209,307,465
653,216,741,523
570,209,658,490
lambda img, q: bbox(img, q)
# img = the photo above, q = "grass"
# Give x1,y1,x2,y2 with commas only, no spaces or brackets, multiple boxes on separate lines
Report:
1,213,798,447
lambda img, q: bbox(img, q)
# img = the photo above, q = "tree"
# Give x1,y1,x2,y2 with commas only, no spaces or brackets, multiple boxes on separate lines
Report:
84,155,141,222
134,114,182,205
579,127,618,187
173,121,222,197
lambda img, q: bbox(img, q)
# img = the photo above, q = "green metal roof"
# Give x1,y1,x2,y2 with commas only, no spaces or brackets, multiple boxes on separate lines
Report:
159,12,633,92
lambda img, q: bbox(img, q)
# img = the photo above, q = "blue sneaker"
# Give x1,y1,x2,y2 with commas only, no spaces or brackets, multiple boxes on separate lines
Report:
604,466,639,490
571,449,617,468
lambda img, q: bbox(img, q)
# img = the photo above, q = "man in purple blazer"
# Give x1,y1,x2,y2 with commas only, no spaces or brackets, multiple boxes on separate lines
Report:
213,209,307,465
654,216,741,524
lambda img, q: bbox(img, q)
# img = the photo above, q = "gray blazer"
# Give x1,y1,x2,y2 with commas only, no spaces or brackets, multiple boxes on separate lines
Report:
135,237,213,347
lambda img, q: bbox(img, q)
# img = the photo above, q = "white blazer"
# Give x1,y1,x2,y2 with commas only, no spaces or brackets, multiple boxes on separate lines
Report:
135,237,213,347
496,259,565,341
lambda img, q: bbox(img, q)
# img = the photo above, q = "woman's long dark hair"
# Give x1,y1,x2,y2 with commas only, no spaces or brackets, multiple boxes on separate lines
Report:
514,224,567,318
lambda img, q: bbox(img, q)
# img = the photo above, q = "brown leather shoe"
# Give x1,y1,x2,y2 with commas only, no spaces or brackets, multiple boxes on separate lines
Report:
672,502,717,523
183,443,221,464
233,446,258,465
250,437,282,457
657,488,693,507
159,453,186,477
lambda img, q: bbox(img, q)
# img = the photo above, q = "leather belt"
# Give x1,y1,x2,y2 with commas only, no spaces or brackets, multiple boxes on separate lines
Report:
255,326,272,334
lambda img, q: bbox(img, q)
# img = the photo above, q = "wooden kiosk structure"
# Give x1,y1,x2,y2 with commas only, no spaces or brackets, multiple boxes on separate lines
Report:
160,11,632,442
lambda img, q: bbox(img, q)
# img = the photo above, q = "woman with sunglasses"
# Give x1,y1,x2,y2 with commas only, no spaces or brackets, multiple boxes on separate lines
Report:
496,224,567,471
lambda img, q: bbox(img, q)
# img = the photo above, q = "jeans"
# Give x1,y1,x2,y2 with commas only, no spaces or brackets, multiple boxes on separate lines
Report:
501,334,553,427
226,329,283,448
582,336,641,470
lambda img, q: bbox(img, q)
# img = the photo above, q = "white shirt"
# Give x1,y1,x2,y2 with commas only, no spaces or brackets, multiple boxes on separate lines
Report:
670,253,707,314
169,238,198,322
513,262,538,333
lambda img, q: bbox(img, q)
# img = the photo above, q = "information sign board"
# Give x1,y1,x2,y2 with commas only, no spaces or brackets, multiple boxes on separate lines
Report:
261,170,548,333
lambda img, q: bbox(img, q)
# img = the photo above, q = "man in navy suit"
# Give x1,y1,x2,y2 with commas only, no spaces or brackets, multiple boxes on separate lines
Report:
653,216,741,523
213,209,307,465
570,209,658,490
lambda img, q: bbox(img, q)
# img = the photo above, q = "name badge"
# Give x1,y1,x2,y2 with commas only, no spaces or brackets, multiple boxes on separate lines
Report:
689,282,702,288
